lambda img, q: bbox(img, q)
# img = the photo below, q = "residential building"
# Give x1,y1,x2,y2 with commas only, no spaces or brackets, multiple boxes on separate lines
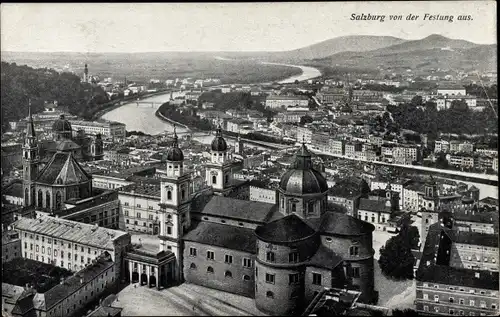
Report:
69,120,126,140
393,145,420,165
249,186,277,204
265,95,309,109
12,215,130,275
226,118,254,134
437,85,467,96
296,127,313,144
434,140,450,153
2,230,21,263
415,221,499,316
329,139,345,155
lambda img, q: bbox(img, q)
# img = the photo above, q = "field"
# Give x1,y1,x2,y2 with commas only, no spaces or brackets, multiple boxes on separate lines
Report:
1,52,302,84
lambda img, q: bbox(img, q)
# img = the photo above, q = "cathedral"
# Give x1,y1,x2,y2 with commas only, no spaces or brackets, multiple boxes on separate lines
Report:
154,124,378,315
22,108,102,210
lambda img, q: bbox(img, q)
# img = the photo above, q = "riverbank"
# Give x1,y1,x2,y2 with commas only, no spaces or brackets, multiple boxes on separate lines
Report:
93,89,173,120
154,105,190,131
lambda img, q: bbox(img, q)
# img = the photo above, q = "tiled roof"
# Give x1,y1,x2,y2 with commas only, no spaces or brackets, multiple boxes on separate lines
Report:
183,221,256,253
319,212,375,236
416,223,499,290
197,195,277,224
13,215,129,250
255,214,316,243
479,196,499,206
452,231,498,248
358,198,390,213
454,210,498,225
36,152,91,185
2,179,23,198
307,244,343,269
33,252,114,311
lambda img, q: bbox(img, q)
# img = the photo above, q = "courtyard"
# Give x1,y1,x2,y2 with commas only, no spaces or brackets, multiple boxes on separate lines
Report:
112,282,266,316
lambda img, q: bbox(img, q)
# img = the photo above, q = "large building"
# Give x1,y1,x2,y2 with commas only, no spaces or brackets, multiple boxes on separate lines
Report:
415,219,499,316
12,215,130,275
265,95,309,109
69,120,126,140
181,134,377,315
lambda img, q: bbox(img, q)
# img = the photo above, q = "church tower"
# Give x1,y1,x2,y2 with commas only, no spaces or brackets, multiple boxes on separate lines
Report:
83,64,88,83
22,103,39,207
234,132,244,155
205,124,233,195
158,126,192,282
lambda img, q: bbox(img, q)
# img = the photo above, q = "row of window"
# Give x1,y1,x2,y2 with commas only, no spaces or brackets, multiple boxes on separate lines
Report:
123,203,156,210
265,251,299,263
189,263,251,280
263,272,322,286
423,305,492,316
422,283,492,295
23,235,100,254
424,294,496,309
189,248,253,267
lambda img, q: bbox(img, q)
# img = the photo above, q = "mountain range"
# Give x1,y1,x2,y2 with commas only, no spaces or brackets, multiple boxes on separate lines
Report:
1,34,497,75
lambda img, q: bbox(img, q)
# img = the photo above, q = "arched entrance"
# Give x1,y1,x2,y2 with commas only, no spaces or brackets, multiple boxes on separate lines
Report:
140,273,148,286
131,272,139,283
149,275,156,288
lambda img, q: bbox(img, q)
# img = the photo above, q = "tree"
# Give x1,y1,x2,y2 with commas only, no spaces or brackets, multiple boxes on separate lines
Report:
300,115,314,125
450,99,469,112
399,224,420,250
378,234,415,280
410,95,423,106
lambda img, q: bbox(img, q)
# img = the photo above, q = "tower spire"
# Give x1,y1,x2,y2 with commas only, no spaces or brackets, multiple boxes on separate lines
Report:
26,99,36,138
172,124,179,147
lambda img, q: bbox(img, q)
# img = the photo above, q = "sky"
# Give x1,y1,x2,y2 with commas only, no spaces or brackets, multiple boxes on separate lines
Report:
1,2,496,53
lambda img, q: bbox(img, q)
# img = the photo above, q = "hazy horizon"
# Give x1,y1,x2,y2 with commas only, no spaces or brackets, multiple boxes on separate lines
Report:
1,2,496,53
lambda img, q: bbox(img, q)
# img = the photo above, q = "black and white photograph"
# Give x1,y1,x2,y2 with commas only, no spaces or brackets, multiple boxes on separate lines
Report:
0,1,498,316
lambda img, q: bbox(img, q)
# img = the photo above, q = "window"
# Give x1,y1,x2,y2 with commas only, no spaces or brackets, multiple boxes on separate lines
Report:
207,266,214,273
54,250,58,257
124,210,129,216
424,306,429,312
289,273,299,284
266,252,275,262
42,246,45,254
289,252,299,263
189,247,197,257
137,212,142,219
243,275,251,281
469,300,475,306
212,175,217,184
167,191,172,200
225,271,232,278
291,203,296,212
243,258,252,268
459,299,464,305
312,273,322,285
449,297,454,303
207,251,215,260
225,254,233,264
352,267,360,278
136,204,141,208
349,246,359,256
450,309,455,315
266,291,274,298
265,273,275,284
190,263,196,270
167,226,172,235
423,294,428,300
480,301,486,308
434,295,439,303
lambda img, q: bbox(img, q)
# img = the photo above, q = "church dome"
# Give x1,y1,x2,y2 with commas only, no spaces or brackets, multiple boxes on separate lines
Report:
279,144,329,195
166,127,184,161
211,125,227,151
279,169,329,195
52,115,72,132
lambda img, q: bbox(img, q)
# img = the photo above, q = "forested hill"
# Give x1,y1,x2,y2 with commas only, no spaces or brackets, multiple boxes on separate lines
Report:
1,62,107,133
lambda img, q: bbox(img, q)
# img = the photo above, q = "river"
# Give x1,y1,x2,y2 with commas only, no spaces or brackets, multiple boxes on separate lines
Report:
101,62,322,141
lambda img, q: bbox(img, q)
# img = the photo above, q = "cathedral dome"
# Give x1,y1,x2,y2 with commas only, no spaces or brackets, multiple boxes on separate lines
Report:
279,143,328,195
211,125,227,151
52,115,72,133
279,169,329,195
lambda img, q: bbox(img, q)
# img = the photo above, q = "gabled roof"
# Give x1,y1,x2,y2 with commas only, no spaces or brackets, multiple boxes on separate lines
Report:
196,195,277,224
307,244,343,269
183,221,256,253
358,198,390,213
255,214,316,243
36,152,91,185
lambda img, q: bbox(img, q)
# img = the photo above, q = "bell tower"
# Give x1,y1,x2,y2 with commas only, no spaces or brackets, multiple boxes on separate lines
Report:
22,102,39,207
158,127,191,282
205,124,233,195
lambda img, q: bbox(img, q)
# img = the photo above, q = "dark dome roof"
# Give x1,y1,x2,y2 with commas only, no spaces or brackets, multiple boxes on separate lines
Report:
52,115,72,132
166,147,184,161
211,125,227,151
280,168,329,195
279,143,328,195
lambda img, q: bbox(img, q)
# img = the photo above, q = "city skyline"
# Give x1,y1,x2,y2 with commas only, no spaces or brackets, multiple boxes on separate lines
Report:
1,1,496,53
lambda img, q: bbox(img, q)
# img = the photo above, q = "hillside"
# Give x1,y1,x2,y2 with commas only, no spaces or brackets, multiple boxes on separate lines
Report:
307,35,496,73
